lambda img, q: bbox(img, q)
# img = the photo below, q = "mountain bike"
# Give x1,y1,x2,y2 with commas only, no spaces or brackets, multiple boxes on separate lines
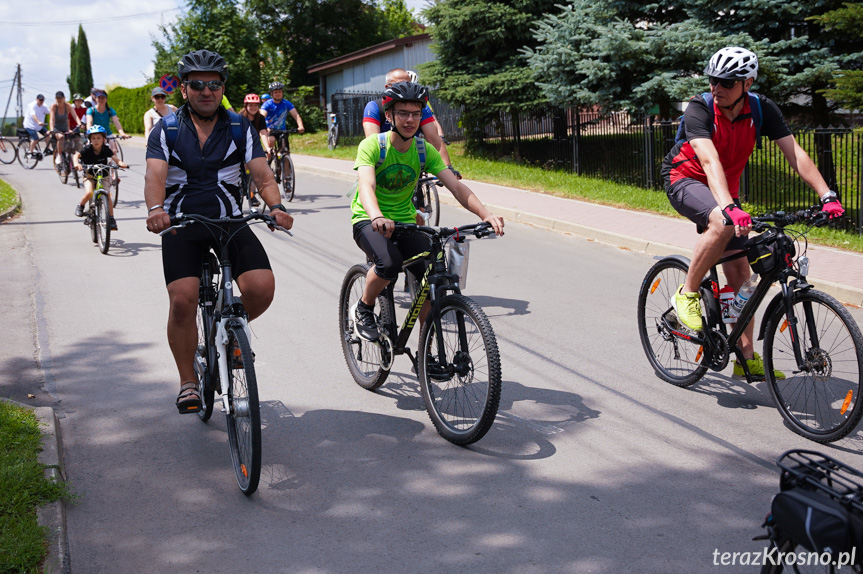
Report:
338,221,502,445
161,211,291,495
107,134,130,162
327,113,339,150
54,127,81,188
756,449,863,573
637,206,863,443
415,173,442,226
79,164,123,254
16,129,53,169
268,128,296,202
0,136,17,165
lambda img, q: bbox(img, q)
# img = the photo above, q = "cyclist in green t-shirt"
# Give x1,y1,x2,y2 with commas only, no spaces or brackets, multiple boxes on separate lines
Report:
350,81,504,341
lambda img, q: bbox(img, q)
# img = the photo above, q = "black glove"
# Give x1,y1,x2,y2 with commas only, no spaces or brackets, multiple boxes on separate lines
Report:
447,164,462,180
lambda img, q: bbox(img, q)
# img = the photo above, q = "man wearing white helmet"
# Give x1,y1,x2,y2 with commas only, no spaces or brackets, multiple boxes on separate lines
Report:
661,46,845,380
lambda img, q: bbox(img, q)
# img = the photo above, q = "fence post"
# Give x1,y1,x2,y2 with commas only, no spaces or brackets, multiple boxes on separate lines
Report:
644,114,654,189
572,109,581,176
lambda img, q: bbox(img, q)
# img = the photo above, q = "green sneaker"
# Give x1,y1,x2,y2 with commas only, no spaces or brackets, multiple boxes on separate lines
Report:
733,352,786,381
671,285,703,332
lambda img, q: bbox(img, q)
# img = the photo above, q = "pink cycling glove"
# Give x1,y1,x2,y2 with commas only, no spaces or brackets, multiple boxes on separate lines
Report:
722,204,751,227
821,198,844,219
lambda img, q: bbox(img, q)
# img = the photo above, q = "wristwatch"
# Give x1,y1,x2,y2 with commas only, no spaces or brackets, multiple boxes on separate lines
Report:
269,203,287,213
820,190,838,203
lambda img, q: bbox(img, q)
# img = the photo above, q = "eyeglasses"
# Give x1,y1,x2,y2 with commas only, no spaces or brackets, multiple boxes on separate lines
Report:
184,80,224,92
153,94,166,100
709,76,739,89
394,110,423,120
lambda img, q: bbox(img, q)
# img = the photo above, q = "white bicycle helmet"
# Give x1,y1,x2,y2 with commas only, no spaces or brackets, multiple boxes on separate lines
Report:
704,47,758,80
406,70,419,83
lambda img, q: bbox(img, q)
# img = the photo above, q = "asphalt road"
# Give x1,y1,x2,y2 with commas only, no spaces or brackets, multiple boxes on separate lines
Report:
2,142,863,573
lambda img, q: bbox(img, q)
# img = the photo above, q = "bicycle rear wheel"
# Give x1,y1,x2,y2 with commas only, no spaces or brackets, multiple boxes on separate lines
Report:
111,175,120,207
637,258,708,387
195,304,216,422
338,263,393,390
96,193,111,254
282,154,295,202
419,294,501,445
225,325,261,495
0,139,16,164
112,138,124,162
18,143,39,169
763,289,863,443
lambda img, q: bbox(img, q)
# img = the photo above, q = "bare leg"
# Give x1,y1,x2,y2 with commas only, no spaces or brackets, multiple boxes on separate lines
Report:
683,207,736,293
235,269,275,320
166,277,200,385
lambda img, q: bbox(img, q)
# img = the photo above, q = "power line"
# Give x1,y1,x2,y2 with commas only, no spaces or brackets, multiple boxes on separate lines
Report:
0,8,181,27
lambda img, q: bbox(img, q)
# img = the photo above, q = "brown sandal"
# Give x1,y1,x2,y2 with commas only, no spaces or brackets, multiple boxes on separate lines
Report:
176,381,201,414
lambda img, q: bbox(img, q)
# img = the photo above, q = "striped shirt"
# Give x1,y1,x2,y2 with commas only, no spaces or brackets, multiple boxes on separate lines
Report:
146,106,265,218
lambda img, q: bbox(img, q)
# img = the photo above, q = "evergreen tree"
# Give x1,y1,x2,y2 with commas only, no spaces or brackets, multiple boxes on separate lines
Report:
67,25,94,95
151,0,262,105
810,2,863,112
421,0,558,156
67,37,78,96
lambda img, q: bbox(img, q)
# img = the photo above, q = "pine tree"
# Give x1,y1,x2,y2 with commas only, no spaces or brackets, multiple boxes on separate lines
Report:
67,26,94,95
811,2,863,112
67,36,78,96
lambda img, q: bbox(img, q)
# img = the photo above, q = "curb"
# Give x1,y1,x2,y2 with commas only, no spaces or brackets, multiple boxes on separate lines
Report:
294,161,863,308
2,399,70,574
0,183,21,223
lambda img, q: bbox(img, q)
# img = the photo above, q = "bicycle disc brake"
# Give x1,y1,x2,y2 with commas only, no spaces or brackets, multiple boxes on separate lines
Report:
377,332,394,372
703,329,730,371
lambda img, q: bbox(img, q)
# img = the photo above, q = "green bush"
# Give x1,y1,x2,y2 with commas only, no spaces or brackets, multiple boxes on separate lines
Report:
107,84,158,135
284,86,326,133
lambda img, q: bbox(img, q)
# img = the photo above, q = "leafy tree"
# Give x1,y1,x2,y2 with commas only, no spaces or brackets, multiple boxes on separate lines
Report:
151,0,261,106
421,0,558,157
810,2,863,112
67,25,94,96
527,0,863,125
249,0,417,87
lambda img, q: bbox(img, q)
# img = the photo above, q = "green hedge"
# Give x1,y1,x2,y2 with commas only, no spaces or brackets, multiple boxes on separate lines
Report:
107,84,158,135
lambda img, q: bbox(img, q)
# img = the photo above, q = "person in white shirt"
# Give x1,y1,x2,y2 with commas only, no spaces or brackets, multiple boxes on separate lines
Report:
143,87,177,141
23,95,50,154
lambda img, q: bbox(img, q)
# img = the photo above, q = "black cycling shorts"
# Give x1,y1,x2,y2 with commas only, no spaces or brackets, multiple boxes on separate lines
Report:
353,220,431,281
667,177,748,251
161,222,271,285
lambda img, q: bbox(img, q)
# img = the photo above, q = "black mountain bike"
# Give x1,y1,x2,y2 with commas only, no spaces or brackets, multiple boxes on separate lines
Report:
638,206,863,443
338,222,502,445
162,212,291,495
79,164,123,254
756,449,863,573
415,173,442,226
269,128,296,202
0,136,17,165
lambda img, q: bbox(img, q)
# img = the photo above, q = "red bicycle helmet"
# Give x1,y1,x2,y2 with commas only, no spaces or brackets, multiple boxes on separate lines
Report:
244,93,261,104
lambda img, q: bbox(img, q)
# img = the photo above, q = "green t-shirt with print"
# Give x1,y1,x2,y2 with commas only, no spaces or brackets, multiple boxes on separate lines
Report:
351,133,447,225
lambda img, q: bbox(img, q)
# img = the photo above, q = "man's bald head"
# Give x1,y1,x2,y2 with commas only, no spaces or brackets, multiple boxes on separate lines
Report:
385,68,409,87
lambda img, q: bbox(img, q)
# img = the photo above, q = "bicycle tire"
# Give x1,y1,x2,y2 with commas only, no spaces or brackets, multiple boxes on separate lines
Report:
195,300,215,422
637,258,708,387
418,294,501,445
56,152,68,184
338,263,393,390
72,164,80,188
88,203,97,243
282,154,295,202
421,180,440,226
18,143,39,170
763,289,863,443
96,192,111,254
112,138,124,162
225,325,261,495
111,177,120,207
0,139,16,164
327,125,338,150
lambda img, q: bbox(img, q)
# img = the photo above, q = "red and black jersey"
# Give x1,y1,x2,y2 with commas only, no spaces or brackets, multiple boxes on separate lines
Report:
661,93,791,198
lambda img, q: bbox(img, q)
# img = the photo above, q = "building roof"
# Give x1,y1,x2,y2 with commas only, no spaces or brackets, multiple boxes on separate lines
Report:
307,33,431,74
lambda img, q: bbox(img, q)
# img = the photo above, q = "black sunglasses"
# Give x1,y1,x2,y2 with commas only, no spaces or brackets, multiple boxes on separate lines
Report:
153,94,166,99
184,80,224,92
709,76,739,89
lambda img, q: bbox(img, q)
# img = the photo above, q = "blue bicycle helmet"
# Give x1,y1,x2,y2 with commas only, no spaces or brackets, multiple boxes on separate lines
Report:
261,93,272,101
87,125,107,137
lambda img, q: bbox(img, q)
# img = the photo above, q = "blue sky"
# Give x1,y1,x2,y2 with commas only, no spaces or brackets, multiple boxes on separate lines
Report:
0,0,430,111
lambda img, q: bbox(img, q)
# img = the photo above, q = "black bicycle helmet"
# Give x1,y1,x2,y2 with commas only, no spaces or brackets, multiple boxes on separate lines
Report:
381,81,429,111
268,81,284,93
177,49,228,81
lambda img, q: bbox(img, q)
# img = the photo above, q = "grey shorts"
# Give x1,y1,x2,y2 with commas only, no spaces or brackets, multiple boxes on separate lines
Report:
667,177,748,251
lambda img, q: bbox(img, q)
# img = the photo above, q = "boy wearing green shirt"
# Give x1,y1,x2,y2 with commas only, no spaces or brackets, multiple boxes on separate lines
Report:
350,82,505,341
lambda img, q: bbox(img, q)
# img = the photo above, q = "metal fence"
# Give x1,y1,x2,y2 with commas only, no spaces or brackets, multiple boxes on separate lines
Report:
330,92,862,234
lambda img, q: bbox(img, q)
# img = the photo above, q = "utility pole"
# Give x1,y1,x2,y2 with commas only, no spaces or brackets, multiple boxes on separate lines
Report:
1,64,21,136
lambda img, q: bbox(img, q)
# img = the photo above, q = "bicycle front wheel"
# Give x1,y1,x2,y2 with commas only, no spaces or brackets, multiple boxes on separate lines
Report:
420,180,440,226
225,325,261,495
72,164,80,188
338,263,393,390
112,138,124,162
0,140,16,164
96,193,111,254
56,153,68,184
637,258,708,387
111,176,120,207
195,303,215,422
764,289,863,443
418,294,501,445
282,154,295,202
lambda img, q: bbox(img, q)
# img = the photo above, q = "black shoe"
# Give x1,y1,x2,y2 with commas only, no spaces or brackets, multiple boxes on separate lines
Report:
74,204,85,217
250,196,261,207
108,217,118,231
351,301,379,341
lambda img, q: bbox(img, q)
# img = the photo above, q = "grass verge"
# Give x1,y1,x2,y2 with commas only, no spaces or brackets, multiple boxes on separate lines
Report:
0,178,20,216
0,401,72,573
293,131,863,252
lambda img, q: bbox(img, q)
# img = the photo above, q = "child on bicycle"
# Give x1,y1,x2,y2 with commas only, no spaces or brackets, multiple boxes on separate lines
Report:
73,125,127,230
349,81,504,341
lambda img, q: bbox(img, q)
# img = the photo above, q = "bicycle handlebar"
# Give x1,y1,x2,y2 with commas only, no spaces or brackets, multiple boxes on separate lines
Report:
393,221,496,240
107,134,131,140
418,175,444,187
751,205,831,233
79,164,126,172
160,211,293,237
